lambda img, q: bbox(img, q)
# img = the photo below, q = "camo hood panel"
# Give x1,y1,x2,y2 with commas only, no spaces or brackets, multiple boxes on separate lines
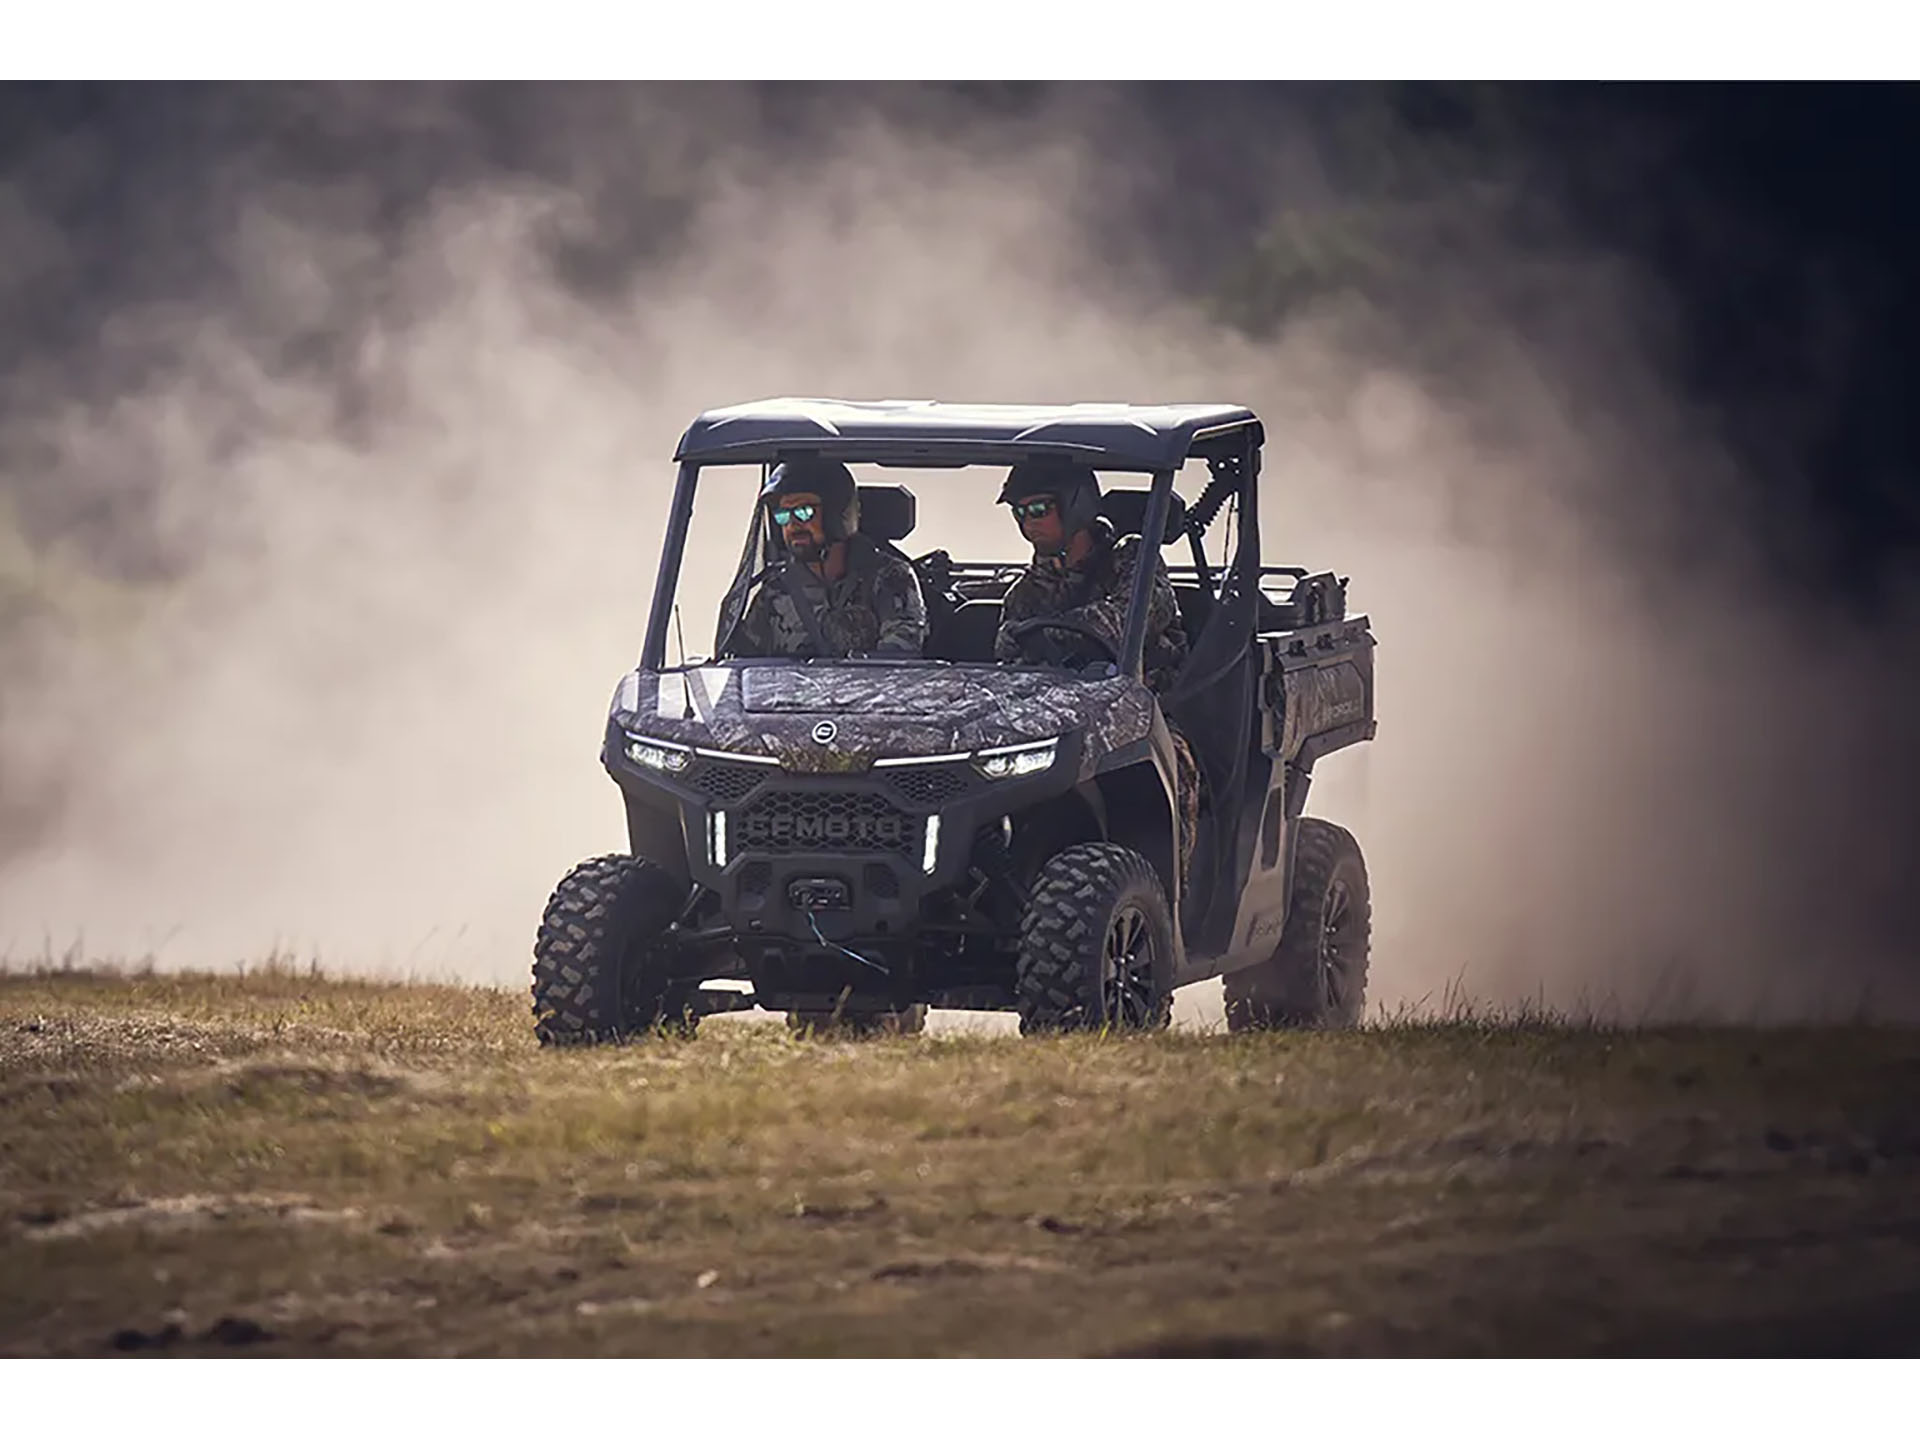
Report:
613,664,1156,777
739,666,1087,720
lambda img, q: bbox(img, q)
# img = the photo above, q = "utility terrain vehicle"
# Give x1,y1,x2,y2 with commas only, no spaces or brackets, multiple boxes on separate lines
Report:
532,399,1376,1040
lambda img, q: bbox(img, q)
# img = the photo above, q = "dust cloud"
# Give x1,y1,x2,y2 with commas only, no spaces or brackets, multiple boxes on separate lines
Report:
1,87,1914,1021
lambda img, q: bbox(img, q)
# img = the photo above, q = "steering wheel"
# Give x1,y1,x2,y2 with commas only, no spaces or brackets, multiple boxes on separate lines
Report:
1001,615,1122,667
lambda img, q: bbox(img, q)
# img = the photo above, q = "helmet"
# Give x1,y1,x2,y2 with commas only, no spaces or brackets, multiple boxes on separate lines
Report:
998,458,1103,540
763,458,859,541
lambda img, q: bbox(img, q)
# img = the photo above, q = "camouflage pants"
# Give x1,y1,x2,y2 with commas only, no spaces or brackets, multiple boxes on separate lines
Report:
1170,726,1200,895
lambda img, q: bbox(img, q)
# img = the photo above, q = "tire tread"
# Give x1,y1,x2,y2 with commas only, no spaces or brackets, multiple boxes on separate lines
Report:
531,854,691,1047
1015,842,1172,1035
1224,818,1370,1032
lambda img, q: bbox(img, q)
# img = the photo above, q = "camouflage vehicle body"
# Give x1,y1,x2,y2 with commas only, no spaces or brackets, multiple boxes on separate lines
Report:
606,661,1174,1006
546,399,1377,1030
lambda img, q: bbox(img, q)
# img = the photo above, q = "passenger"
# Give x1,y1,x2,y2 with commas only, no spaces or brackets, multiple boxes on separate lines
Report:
731,458,928,659
992,459,1200,883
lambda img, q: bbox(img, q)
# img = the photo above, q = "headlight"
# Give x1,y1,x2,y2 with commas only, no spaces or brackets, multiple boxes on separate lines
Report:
626,737,691,773
974,738,1057,780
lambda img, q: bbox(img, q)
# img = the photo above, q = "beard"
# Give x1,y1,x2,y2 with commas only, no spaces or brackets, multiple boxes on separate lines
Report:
787,530,825,563
1028,530,1068,560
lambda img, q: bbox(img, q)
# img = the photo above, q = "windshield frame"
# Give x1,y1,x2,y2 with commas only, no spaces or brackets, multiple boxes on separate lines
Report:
639,458,1182,683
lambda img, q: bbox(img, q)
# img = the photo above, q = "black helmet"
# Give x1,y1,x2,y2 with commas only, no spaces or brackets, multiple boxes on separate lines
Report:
763,458,859,541
998,458,1103,540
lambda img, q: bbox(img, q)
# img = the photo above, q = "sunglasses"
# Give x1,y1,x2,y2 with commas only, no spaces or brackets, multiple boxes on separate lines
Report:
771,503,819,526
1011,498,1057,521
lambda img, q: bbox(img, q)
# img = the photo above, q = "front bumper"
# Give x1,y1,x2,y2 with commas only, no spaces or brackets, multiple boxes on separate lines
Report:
607,729,1084,945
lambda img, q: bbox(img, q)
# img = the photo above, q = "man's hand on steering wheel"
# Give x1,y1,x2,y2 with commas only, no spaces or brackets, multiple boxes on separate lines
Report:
1002,615,1122,670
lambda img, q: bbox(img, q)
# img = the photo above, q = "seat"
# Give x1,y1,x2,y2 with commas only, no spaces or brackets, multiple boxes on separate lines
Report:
925,598,1003,662
1107,489,1211,641
857,485,916,547
1171,583,1210,641
1099,489,1188,545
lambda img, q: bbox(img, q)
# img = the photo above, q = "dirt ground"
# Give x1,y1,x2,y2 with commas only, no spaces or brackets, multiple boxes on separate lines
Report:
3,967,1917,1357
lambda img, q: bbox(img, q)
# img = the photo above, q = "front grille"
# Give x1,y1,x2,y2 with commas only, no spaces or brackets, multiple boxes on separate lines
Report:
864,863,900,900
886,763,979,807
735,788,918,857
693,760,770,805
740,862,773,898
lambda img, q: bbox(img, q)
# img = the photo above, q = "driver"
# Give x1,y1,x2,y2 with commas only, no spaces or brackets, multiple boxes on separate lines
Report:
992,458,1200,880
732,458,928,659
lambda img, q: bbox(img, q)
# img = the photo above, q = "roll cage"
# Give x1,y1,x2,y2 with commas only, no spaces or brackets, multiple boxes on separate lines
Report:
640,398,1270,682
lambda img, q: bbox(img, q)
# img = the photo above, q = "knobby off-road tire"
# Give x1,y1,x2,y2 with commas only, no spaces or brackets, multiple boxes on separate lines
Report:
785,1005,928,1038
1224,818,1370,1031
531,854,697,1046
1015,842,1173,1035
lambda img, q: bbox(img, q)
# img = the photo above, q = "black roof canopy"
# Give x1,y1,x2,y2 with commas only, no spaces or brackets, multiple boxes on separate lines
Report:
672,398,1263,472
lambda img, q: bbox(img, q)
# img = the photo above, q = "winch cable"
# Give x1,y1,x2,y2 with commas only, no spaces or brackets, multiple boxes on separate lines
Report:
805,908,890,975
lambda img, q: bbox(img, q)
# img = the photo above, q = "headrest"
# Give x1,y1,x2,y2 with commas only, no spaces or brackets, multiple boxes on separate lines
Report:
856,484,916,543
1100,489,1188,544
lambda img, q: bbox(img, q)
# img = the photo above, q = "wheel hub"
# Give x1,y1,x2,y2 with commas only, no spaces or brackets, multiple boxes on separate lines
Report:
1320,880,1351,1011
1101,904,1155,1028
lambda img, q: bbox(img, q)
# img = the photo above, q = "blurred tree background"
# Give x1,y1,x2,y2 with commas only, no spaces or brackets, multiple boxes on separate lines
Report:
0,82,1914,605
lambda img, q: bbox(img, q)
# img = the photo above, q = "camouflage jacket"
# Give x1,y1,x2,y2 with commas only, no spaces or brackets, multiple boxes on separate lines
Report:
733,535,928,659
994,533,1190,694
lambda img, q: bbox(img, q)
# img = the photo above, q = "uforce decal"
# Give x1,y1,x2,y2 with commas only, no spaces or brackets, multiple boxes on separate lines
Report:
1323,695,1366,726
1245,910,1286,947
1280,659,1371,758
738,811,910,846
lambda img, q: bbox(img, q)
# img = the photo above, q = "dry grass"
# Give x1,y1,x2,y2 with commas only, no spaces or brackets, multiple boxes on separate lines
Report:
3,965,1918,1356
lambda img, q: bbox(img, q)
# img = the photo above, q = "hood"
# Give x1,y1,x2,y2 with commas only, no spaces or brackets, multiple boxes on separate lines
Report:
613,662,1156,770
739,665,1091,723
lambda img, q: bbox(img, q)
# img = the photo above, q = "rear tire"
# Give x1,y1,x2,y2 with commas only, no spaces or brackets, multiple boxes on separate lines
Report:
1015,843,1173,1035
1224,818,1369,1031
785,1005,928,1038
531,855,697,1046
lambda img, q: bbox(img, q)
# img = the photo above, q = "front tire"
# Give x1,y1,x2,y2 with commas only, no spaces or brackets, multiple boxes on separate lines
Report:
531,855,696,1046
1015,843,1173,1034
1223,818,1370,1031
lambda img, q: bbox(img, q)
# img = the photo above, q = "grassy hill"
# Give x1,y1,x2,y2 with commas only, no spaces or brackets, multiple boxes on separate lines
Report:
3,966,1917,1356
